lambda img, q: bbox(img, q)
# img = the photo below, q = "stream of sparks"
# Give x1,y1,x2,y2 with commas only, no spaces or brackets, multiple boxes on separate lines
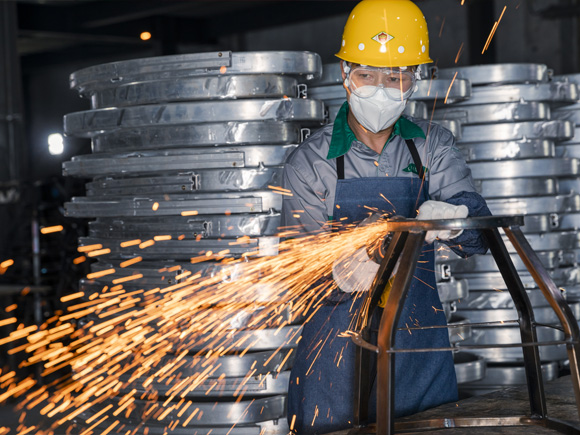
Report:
0,218,405,434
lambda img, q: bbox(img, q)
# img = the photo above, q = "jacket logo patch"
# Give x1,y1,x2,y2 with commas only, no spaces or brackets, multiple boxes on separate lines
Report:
403,163,428,176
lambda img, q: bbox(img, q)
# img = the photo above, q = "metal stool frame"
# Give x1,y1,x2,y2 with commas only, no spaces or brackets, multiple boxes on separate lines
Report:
349,215,580,435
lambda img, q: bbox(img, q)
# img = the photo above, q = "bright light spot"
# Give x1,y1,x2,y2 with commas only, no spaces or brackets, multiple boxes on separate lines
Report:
48,133,64,155
140,32,152,41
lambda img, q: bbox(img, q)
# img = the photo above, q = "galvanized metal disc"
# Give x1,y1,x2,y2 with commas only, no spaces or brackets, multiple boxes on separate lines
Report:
188,325,302,352
552,106,580,126
453,352,486,384
79,235,279,259
556,143,580,158
459,120,574,143
457,326,567,362
65,145,297,177
448,316,472,344
457,301,580,324
306,84,344,101
437,64,550,85
459,139,555,162
459,362,559,393
411,78,471,102
486,194,580,215
65,190,282,218
71,51,323,92
558,177,580,195
455,288,564,310
92,121,303,151
448,82,578,106
64,99,326,137
88,74,300,109
474,177,557,198
553,73,580,85
469,158,578,179
89,213,281,238
457,265,580,290
556,212,580,231
76,395,287,427
117,370,291,397
433,102,550,125
437,278,469,303
86,168,284,195
446,249,562,273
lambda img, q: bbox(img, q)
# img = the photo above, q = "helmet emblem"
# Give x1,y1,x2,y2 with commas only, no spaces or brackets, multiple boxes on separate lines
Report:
372,32,394,44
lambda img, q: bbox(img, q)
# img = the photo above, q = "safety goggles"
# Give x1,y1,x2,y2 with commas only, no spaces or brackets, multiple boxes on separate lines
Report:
348,66,418,100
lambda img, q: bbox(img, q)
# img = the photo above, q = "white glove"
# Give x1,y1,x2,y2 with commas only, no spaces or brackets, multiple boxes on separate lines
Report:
332,247,380,293
417,200,468,244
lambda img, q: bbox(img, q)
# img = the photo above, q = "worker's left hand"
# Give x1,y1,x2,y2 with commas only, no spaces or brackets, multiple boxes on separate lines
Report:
332,247,379,293
417,200,468,244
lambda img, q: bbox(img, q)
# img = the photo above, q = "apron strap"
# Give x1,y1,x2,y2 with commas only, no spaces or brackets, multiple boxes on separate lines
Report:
336,153,345,180
336,139,424,181
404,138,425,180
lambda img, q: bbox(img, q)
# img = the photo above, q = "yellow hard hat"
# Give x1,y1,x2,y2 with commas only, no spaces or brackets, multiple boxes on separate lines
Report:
335,0,433,68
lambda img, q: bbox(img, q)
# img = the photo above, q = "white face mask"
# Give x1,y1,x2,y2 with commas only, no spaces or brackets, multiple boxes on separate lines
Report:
348,88,407,133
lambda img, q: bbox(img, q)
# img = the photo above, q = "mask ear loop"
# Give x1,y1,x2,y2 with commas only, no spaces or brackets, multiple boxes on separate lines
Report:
343,62,351,88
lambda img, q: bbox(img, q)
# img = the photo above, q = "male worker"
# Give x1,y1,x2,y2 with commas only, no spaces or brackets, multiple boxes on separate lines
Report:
281,0,491,433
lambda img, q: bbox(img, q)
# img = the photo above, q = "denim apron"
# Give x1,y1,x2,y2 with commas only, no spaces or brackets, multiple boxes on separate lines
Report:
287,139,458,434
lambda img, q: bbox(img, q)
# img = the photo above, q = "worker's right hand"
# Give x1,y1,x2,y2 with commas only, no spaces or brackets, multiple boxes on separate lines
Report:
332,246,379,293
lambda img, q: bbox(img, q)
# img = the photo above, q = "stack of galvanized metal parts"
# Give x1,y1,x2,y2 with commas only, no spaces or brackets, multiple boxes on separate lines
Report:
434,63,580,396
62,51,326,435
308,64,486,387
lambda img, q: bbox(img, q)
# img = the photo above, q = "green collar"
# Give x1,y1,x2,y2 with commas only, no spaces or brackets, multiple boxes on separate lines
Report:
326,101,426,160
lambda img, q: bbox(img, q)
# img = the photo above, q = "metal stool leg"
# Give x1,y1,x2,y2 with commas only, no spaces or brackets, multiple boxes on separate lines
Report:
376,231,426,435
506,226,580,420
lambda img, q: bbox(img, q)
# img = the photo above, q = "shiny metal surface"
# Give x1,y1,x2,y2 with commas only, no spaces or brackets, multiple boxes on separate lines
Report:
486,193,580,215
411,78,471,101
558,177,580,195
469,158,578,179
438,63,550,85
453,352,486,384
188,325,302,352
71,51,323,92
92,121,303,151
437,278,469,303
504,231,580,252
89,74,300,108
552,105,580,125
459,120,574,143
78,235,280,258
117,370,291,397
86,168,284,195
448,315,472,343
458,326,568,362
458,266,580,290
89,213,281,238
433,102,550,124
78,395,287,427
64,98,326,136
64,190,283,218
556,143,580,158
456,301,580,324
446,249,563,273
459,140,555,162
456,288,566,310
64,145,297,176
475,178,557,198
450,82,578,105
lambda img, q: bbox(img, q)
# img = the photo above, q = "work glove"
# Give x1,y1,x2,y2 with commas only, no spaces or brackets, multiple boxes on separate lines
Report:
332,247,379,294
332,213,386,293
417,200,468,244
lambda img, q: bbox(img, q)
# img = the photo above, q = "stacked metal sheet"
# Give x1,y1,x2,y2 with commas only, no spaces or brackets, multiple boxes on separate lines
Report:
307,62,468,139
63,51,325,435
435,63,580,395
